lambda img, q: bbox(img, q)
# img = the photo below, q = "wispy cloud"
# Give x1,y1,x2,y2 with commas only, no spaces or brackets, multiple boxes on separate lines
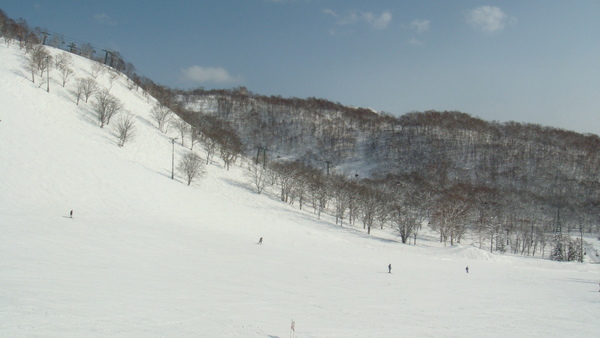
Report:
180,66,243,85
94,13,117,26
466,6,516,33
409,38,424,46
410,19,430,33
364,11,392,30
323,9,392,32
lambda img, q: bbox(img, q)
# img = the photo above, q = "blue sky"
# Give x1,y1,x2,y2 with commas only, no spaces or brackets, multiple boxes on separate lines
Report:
2,0,599,135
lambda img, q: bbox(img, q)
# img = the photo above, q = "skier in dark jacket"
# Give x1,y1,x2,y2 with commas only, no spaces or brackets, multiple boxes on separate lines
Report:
388,264,392,273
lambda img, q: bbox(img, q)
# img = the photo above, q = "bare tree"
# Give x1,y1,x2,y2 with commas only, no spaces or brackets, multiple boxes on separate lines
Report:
92,89,123,128
56,52,75,88
27,44,50,83
47,33,63,48
219,131,243,170
54,52,72,70
59,65,74,88
115,113,135,147
392,202,415,244
36,48,51,77
27,52,37,83
91,61,105,78
247,162,268,194
79,42,96,59
171,118,189,147
330,174,351,226
190,126,200,150
430,188,472,245
150,103,173,133
391,187,430,245
81,77,98,103
178,152,205,186
74,78,85,105
107,68,120,91
357,185,381,234
202,137,219,165
271,161,299,203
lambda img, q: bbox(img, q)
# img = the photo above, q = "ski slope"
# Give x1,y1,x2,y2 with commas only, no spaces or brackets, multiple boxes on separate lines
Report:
1,42,599,337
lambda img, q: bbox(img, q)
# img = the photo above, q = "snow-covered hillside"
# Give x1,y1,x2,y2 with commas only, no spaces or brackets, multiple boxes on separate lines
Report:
1,42,599,337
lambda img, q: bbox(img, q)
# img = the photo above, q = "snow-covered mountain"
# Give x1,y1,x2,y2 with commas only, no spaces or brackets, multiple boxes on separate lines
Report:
1,42,599,337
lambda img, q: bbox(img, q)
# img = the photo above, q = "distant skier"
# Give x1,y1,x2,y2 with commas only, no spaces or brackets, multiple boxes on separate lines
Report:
465,266,469,273
257,237,263,245
388,264,392,273
70,210,73,218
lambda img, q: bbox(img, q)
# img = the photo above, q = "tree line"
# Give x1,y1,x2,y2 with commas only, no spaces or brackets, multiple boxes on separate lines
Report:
176,88,598,262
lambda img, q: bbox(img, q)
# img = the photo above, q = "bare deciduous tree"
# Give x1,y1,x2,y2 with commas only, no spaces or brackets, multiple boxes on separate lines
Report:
79,42,95,59
178,152,205,186
107,68,120,91
91,61,105,78
219,131,243,171
171,118,189,147
74,78,85,105
47,33,63,48
203,137,219,165
190,126,200,150
116,113,135,147
357,185,381,235
54,52,72,70
59,65,74,87
80,77,97,103
430,187,472,245
27,44,50,83
247,162,268,194
150,103,173,133
92,89,123,128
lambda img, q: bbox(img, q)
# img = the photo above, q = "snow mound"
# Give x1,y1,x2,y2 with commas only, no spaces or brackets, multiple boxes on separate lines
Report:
448,245,498,261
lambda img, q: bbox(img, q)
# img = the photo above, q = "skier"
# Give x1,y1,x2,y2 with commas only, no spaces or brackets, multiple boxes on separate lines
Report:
258,237,263,245
388,264,392,273
465,266,469,273
70,210,73,218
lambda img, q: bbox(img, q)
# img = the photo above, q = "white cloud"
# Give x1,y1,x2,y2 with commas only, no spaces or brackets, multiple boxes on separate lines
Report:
410,19,430,33
94,13,117,26
466,6,516,33
180,66,243,84
323,9,392,31
409,38,424,46
364,10,392,30
322,8,339,18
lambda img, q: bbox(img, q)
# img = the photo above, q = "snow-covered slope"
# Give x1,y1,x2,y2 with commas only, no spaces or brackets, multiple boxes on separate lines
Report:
1,42,599,337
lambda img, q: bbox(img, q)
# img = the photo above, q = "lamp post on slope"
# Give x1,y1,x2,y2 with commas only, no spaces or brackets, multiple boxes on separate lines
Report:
170,137,178,180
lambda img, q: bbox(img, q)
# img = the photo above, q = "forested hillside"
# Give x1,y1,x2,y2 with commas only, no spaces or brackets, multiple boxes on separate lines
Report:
2,9,598,261
172,87,600,259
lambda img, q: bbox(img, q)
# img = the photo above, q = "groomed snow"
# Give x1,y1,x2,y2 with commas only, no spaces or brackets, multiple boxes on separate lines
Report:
1,42,599,337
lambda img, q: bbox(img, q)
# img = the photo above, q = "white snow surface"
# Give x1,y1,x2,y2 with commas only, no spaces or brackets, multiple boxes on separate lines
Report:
1,43,599,337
